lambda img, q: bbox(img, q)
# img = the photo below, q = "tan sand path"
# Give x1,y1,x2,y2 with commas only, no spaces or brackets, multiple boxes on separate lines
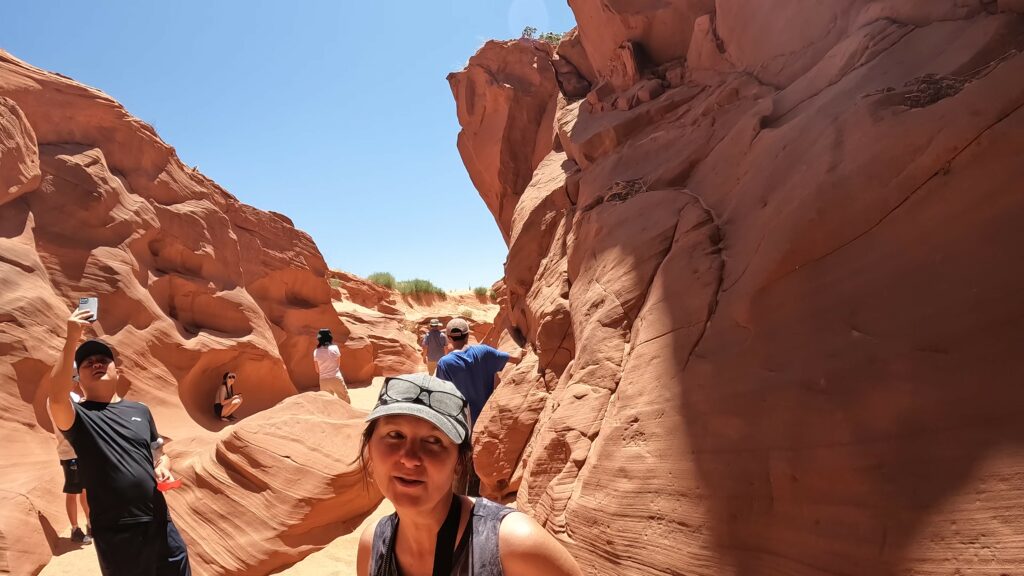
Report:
40,378,390,576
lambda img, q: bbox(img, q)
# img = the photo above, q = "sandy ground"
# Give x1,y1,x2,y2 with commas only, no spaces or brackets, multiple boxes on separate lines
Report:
40,378,391,576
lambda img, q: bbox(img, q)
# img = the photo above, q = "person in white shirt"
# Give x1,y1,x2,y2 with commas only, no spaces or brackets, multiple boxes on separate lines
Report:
213,372,244,422
47,377,92,544
314,328,350,402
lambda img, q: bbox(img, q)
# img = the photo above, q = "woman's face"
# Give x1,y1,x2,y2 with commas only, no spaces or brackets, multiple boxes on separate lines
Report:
368,415,460,510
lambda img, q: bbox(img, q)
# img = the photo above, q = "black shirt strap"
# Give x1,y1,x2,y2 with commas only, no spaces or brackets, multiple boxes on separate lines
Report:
432,495,462,576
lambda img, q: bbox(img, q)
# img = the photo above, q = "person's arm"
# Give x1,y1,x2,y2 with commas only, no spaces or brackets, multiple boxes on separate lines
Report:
49,309,93,431
356,519,378,576
148,409,173,481
505,348,525,366
499,512,582,576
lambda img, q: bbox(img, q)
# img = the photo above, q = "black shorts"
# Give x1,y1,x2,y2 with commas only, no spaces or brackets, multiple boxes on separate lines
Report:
213,403,224,418
93,519,191,576
60,459,83,494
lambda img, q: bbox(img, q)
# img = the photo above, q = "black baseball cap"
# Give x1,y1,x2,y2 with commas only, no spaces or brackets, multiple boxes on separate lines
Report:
74,339,116,367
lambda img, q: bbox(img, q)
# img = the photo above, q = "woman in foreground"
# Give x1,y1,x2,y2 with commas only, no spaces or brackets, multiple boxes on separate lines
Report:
356,373,582,576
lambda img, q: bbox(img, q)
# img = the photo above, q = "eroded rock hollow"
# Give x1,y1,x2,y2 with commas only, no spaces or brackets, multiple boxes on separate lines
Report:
0,51,381,575
450,2,1024,574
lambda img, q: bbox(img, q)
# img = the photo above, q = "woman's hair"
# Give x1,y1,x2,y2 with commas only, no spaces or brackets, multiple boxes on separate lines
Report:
356,419,473,493
222,372,234,385
317,329,333,347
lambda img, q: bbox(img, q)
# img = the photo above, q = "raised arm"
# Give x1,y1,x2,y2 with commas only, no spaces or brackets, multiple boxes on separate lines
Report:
499,512,582,576
49,309,92,431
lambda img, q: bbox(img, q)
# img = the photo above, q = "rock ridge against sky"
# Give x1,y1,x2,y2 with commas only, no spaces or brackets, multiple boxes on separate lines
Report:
450,1,1024,574
0,49,385,575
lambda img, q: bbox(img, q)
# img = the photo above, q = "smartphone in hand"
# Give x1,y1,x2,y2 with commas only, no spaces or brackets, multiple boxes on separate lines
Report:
77,297,99,323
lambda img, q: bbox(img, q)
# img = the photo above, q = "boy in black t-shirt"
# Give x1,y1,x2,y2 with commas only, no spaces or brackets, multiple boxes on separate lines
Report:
48,309,191,576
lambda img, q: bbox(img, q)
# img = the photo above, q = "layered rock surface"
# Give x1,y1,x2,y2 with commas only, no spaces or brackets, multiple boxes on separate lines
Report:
452,2,1024,574
0,50,377,575
166,393,381,576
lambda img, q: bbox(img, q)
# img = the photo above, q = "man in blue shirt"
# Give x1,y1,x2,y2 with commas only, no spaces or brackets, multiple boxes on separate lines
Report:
435,317,524,495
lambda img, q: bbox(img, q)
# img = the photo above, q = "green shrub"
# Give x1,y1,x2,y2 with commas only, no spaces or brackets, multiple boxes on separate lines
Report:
367,272,396,289
522,26,563,45
473,286,488,297
539,31,564,44
328,278,342,288
396,278,446,297
488,288,498,301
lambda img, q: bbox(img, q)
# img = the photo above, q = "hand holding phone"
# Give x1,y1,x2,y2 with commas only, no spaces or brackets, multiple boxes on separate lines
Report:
77,297,99,323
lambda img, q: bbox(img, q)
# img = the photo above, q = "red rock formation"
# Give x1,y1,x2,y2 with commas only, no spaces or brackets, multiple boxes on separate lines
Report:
166,393,380,575
328,270,501,382
0,50,375,575
447,40,560,242
453,4,1024,574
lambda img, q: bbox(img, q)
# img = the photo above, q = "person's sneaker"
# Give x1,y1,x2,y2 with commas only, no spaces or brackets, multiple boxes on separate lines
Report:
70,527,92,544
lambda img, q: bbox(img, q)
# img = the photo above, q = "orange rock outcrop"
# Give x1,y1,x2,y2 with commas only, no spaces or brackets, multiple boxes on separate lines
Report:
166,393,380,576
452,2,1024,574
0,50,378,575
328,269,500,382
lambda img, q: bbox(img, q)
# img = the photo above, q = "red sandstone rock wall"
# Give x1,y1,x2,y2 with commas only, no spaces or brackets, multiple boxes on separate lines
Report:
451,2,1024,574
0,51,376,575
166,394,380,576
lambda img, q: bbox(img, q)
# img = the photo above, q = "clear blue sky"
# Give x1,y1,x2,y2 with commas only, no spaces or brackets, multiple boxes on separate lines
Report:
2,1,575,290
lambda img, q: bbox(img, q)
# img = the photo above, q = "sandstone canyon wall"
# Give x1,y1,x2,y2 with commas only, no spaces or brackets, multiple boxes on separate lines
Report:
0,51,380,575
451,2,1024,574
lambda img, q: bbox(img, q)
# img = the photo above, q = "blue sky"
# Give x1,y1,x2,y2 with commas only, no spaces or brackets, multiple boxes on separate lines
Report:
2,1,576,290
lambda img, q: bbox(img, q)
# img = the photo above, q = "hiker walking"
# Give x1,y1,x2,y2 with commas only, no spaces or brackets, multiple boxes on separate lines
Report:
420,318,448,375
314,328,351,402
435,318,524,495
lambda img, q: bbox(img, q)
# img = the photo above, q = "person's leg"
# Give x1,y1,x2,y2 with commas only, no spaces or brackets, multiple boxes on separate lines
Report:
427,360,437,375
61,459,88,540
65,493,78,527
159,520,192,576
80,490,91,533
94,522,158,576
319,377,351,403
220,396,243,417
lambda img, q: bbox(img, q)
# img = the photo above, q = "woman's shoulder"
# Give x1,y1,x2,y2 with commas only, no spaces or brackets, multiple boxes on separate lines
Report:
356,515,391,576
497,510,582,576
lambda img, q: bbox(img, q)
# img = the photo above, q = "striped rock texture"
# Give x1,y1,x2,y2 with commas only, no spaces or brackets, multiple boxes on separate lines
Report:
451,2,1024,574
0,50,379,575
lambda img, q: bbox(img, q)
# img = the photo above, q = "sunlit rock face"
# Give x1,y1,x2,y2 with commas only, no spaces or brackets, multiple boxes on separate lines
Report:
452,3,1024,574
0,49,378,575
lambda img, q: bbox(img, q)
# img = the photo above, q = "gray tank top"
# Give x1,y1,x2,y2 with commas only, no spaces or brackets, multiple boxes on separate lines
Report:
370,497,514,576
